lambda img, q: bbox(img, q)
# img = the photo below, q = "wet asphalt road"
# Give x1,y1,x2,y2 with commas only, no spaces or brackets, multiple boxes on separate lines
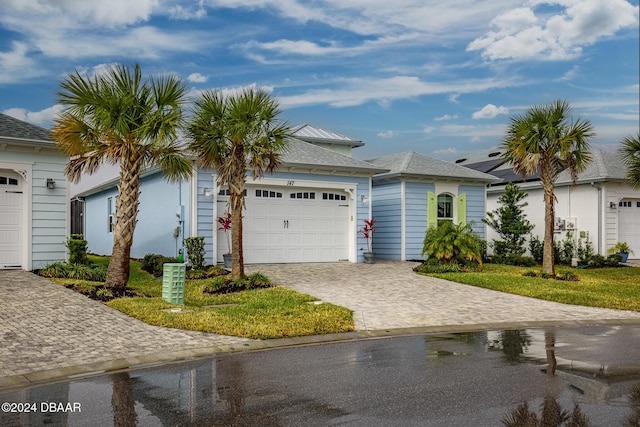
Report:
2,324,640,426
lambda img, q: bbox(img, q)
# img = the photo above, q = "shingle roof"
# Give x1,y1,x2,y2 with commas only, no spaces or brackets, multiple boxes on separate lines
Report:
282,137,386,173
0,113,51,142
291,124,364,147
458,148,628,185
367,151,499,182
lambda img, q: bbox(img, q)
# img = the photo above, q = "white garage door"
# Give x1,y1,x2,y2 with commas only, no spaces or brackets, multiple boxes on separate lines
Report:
217,186,350,263
618,199,640,259
0,172,23,269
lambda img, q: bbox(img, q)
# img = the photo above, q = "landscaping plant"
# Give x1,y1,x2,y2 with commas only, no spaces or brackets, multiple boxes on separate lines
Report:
358,218,376,253
65,233,89,265
483,182,534,258
185,236,206,270
422,221,484,267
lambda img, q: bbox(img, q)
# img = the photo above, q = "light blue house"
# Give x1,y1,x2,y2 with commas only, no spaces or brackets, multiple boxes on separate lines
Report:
0,113,68,270
75,125,387,265
73,126,498,265
367,151,499,261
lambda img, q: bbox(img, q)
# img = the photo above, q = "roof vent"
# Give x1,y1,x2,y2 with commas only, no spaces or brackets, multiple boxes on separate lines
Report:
454,158,467,163
488,151,501,157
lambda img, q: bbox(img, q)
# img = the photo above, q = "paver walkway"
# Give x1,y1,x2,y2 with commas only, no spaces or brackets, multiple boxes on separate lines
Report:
2,261,640,390
0,270,252,381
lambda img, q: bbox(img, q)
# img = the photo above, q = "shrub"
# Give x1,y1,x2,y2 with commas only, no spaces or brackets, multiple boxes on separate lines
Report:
38,262,106,281
142,254,179,277
202,272,274,294
414,262,463,274
65,234,88,265
528,235,544,263
185,236,206,270
422,221,484,265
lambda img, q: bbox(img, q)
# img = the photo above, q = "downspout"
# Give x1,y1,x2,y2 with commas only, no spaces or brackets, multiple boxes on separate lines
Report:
590,182,602,255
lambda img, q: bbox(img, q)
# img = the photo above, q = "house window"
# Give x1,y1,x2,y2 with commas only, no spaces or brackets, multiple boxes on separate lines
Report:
0,176,18,185
256,189,282,198
437,193,454,226
290,192,315,199
322,192,346,201
108,197,115,233
619,201,632,208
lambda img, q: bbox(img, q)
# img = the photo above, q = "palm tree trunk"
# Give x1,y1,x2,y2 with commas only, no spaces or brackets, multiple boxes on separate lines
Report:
230,192,245,281
105,156,141,293
543,184,556,276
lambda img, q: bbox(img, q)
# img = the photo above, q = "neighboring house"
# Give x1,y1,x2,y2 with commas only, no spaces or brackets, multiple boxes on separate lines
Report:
457,148,640,259
366,151,499,261
73,125,387,264
0,113,68,270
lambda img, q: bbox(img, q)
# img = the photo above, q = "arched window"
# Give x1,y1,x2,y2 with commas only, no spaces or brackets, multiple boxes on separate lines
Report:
437,193,453,225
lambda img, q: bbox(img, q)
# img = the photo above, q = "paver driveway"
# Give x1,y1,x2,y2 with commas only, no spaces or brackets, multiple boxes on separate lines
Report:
247,260,640,331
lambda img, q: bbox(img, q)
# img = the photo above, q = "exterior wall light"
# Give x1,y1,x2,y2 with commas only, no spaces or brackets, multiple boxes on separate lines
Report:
46,178,56,190
609,202,617,209
360,195,368,204
203,187,212,197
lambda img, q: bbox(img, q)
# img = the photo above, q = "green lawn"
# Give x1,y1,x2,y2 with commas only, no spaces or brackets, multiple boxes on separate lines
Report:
420,263,640,312
56,256,354,339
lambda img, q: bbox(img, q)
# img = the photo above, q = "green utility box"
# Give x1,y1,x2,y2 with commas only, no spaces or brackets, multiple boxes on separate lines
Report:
162,263,186,305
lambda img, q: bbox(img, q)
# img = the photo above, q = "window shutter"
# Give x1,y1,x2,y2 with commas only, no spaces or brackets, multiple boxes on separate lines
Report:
457,193,466,225
427,192,437,229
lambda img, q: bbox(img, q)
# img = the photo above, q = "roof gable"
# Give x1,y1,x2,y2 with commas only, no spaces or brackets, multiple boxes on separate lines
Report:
458,148,628,185
282,137,385,173
367,151,499,182
291,124,364,148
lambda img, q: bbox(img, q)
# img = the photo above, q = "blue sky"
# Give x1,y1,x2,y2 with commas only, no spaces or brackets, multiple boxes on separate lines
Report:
1,0,638,161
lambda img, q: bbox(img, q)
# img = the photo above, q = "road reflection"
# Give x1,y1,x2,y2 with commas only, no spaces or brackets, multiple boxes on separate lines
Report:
2,325,640,426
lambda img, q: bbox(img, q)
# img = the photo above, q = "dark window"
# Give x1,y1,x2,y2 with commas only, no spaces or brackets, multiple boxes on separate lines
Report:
0,176,17,185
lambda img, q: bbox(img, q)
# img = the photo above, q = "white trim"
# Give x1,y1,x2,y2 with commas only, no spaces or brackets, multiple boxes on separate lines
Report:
189,167,198,238
400,179,406,261
0,161,32,269
212,174,219,263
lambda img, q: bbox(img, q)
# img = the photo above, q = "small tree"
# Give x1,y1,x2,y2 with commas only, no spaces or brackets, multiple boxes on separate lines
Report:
358,218,376,254
483,182,534,257
184,236,206,270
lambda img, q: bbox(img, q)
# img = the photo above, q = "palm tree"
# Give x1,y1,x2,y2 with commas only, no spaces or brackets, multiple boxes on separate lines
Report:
619,133,640,189
501,100,594,276
187,88,290,280
52,64,192,293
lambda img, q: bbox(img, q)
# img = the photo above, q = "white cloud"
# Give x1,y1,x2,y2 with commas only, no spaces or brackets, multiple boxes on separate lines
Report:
3,104,64,126
2,0,159,27
0,41,40,83
467,0,639,60
168,1,206,20
187,72,208,83
377,130,395,138
280,75,518,109
435,114,458,121
557,65,580,81
472,104,509,119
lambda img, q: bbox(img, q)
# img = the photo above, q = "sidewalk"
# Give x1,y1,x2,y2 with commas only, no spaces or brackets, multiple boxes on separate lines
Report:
2,261,640,391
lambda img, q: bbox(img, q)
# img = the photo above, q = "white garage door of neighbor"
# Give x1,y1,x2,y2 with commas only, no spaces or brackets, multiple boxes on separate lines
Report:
0,172,23,269
217,186,350,263
618,198,640,259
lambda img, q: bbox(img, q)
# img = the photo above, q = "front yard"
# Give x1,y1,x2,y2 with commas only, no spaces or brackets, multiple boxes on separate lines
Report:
420,263,640,312
52,256,354,339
